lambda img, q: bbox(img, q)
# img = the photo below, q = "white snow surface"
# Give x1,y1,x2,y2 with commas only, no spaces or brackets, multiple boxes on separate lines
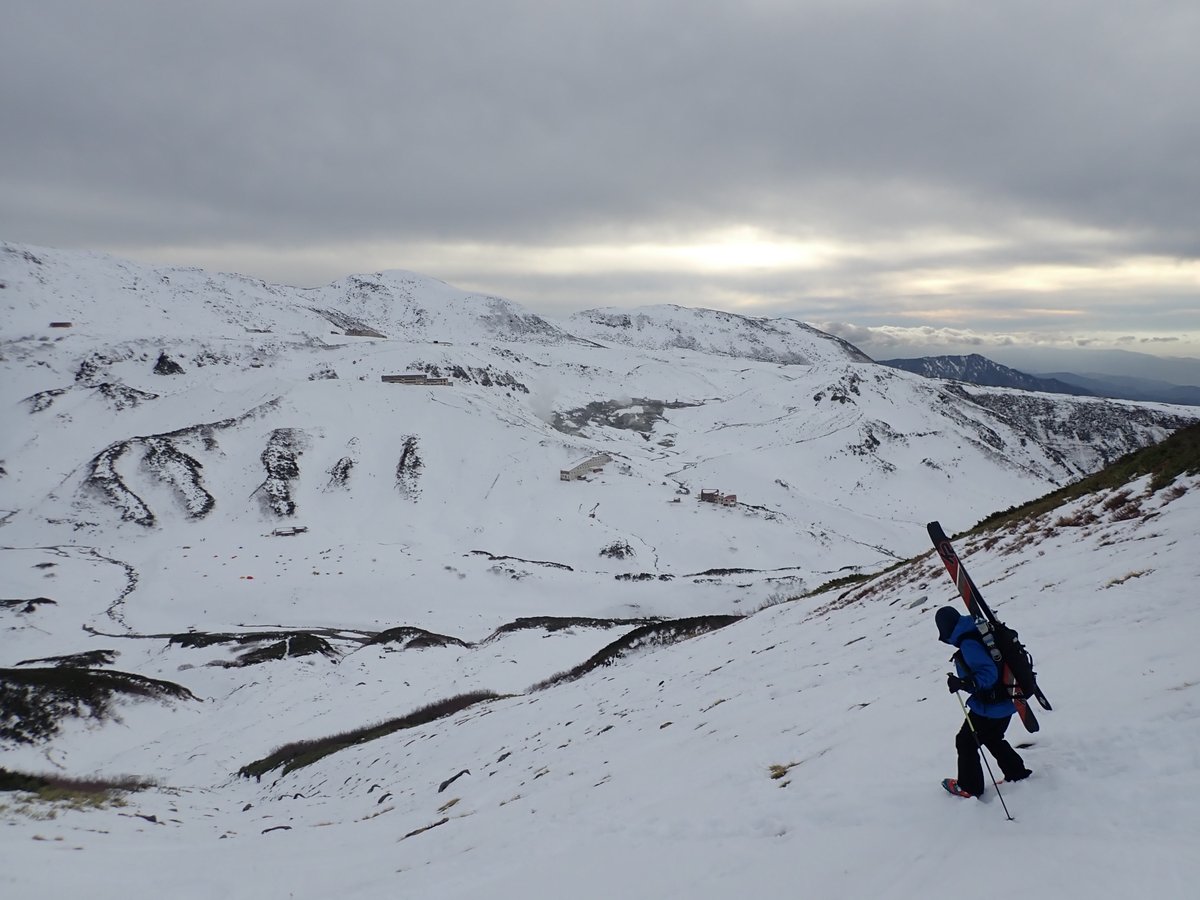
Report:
2,243,1199,898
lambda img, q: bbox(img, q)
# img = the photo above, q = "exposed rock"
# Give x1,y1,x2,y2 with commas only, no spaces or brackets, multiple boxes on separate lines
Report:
396,435,422,497
86,442,155,526
469,551,573,571
153,352,185,375
438,769,471,792
531,615,743,689
15,650,117,668
552,398,701,436
365,626,470,650
143,437,215,518
22,387,68,413
168,631,341,666
307,304,387,338
95,382,159,410
486,616,649,639
599,540,635,559
326,456,354,490
0,667,197,745
415,361,529,393
955,387,1195,476
0,597,57,615
256,428,304,517
233,634,339,666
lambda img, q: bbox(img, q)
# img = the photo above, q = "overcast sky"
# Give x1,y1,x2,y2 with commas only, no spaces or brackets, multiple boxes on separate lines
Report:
3,0,1198,358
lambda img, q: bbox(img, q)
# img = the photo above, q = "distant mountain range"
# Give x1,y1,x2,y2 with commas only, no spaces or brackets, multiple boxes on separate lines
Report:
879,353,1200,407
878,353,1094,396
1038,371,1200,407
982,345,1200,387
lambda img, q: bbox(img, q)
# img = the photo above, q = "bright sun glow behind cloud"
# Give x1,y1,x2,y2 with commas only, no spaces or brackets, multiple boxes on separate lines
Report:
656,228,841,272
130,227,1199,355
369,228,847,276
886,257,1200,298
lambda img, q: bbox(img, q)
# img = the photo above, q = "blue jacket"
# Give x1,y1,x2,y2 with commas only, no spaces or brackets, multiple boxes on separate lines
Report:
941,612,1017,719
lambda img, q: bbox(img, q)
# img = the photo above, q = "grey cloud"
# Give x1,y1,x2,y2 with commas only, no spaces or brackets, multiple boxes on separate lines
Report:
818,323,1199,384
3,0,1199,365
4,1,1199,253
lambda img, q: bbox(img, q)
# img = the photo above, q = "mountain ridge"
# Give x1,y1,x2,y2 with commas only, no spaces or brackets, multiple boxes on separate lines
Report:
878,352,1096,397
880,350,1200,407
1042,370,1200,406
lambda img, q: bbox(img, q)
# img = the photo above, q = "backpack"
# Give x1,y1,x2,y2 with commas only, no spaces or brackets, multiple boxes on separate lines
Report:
982,616,1044,704
952,618,1041,705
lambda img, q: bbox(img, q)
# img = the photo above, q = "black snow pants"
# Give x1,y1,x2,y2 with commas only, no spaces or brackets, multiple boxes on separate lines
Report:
955,711,1030,796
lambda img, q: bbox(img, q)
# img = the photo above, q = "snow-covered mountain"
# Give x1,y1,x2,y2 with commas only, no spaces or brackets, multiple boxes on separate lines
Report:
878,352,1095,397
3,243,1200,898
4,242,1193,592
5,244,575,345
566,305,873,366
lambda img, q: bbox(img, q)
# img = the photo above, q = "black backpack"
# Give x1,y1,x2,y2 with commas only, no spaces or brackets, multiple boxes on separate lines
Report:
953,618,1042,705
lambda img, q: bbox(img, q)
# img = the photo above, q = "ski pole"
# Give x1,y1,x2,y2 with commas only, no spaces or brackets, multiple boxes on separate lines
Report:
956,691,1014,822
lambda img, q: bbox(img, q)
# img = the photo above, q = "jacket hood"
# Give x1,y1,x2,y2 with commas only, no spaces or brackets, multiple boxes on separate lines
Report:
944,612,980,646
937,607,981,645
935,606,962,642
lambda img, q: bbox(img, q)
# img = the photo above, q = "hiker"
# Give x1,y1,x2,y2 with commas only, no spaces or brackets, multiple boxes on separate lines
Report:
935,606,1032,797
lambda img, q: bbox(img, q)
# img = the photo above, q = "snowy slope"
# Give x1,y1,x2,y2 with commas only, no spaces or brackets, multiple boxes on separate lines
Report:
566,304,872,366
2,445,1198,899
2,243,570,345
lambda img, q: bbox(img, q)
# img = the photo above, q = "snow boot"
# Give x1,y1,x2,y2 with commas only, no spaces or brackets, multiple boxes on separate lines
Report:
941,778,975,798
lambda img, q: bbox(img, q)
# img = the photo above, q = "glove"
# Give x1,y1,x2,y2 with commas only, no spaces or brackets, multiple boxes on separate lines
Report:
947,673,974,693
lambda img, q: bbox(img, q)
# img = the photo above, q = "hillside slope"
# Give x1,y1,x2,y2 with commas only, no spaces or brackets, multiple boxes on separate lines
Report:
2,428,1198,899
